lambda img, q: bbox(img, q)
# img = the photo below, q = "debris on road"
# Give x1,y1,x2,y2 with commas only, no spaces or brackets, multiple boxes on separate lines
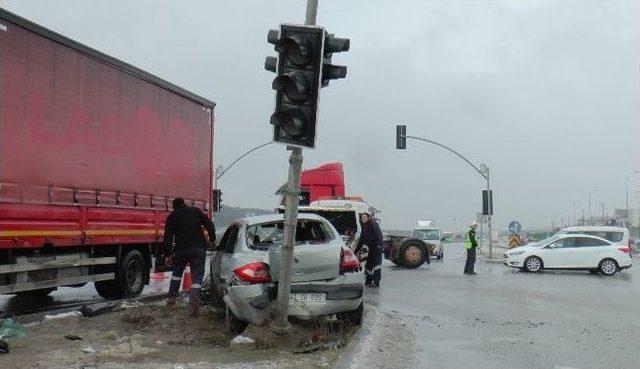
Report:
81,346,96,354
63,334,82,341
0,318,26,339
0,339,9,354
230,334,255,345
79,301,117,317
44,311,82,321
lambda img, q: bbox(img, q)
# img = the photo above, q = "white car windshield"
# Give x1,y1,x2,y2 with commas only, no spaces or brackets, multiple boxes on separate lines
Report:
246,220,335,250
526,235,562,248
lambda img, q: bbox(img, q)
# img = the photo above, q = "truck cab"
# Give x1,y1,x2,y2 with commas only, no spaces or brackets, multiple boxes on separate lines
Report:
411,221,445,260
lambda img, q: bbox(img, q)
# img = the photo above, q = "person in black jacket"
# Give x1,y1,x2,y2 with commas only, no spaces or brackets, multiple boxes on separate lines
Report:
163,198,215,316
355,212,384,287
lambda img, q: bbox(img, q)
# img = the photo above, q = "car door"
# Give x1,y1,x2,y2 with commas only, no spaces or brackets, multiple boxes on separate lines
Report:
574,236,611,268
540,236,575,268
211,224,240,294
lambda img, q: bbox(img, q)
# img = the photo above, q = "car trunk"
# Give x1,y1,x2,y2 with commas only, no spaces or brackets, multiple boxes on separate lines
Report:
268,242,341,282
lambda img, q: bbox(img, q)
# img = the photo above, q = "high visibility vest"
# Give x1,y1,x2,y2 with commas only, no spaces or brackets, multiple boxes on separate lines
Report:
464,231,473,250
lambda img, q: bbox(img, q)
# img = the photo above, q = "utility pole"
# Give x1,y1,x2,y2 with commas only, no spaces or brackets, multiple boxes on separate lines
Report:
625,171,639,229
272,0,317,335
601,203,605,225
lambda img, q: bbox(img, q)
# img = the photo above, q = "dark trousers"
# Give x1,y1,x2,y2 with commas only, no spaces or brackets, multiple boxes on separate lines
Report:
168,247,206,304
365,244,383,284
464,248,476,274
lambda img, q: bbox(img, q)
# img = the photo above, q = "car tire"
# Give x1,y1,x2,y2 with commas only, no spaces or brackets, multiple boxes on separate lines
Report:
523,256,543,273
400,240,426,269
337,302,364,326
598,258,618,276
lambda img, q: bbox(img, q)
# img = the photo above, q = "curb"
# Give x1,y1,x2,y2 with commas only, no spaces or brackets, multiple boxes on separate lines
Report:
333,304,382,369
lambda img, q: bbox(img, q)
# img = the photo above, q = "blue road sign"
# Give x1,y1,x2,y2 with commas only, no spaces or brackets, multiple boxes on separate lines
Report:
508,221,522,234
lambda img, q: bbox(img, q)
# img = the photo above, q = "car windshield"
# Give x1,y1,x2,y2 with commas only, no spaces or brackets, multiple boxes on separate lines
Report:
412,229,440,240
246,220,335,250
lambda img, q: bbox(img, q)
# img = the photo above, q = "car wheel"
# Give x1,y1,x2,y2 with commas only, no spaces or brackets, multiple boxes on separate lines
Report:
337,302,364,326
400,240,426,269
598,258,618,276
524,256,542,273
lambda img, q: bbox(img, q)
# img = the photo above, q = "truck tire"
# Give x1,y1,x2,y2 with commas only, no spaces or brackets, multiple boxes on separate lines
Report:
95,249,146,299
400,240,426,269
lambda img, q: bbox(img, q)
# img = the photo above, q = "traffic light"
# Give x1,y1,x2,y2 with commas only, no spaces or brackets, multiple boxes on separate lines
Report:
265,25,350,148
212,189,223,213
482,189,493,215
266,24,324,148
321,33,350,87
396,125,407,150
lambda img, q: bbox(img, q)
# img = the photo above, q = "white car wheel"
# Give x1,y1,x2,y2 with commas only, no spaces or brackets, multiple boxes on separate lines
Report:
598,259,618,276
524,256,542,273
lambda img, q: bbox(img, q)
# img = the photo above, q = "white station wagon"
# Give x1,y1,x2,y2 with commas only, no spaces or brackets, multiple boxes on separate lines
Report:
503,233,632,276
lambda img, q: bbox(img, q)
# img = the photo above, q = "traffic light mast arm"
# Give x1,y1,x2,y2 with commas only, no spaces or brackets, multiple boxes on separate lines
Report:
216,141,274,180
404,135,488,181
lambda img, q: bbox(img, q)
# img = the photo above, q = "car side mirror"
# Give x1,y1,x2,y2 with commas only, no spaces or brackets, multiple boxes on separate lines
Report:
441,237,446,241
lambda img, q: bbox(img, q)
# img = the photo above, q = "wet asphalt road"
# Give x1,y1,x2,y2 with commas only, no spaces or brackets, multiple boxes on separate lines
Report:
365,242,639,369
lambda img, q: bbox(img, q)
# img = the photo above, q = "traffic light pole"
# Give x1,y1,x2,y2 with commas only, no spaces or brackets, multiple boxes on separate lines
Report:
272,0,318,335
404,134,493,258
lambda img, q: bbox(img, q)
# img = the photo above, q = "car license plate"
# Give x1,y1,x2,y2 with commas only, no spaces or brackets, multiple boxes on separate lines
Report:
289,293,326,303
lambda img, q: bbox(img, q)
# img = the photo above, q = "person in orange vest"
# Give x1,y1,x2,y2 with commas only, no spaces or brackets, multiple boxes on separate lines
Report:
162,198,215,316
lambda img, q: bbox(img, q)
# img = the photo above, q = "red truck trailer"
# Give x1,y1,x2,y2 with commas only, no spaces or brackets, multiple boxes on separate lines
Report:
0,8,215,298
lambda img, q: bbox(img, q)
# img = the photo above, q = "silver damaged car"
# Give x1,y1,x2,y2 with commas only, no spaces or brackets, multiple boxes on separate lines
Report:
210,213,365,325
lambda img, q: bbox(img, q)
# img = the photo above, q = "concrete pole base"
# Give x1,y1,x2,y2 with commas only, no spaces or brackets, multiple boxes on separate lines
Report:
271,321,292,335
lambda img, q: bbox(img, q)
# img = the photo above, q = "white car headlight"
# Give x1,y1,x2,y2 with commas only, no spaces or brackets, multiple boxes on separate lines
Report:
509,250,525,256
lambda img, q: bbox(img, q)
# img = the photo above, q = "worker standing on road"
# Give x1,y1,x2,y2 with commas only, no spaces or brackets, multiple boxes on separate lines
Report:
463,222,479,275
162,198,216,316
356,212,384,287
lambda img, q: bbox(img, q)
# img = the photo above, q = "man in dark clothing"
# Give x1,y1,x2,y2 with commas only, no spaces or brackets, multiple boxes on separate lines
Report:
163,198,215,316
355,212,384,287
463,222,479,275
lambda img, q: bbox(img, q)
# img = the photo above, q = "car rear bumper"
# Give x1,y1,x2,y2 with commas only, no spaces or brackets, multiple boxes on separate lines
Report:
225,271,365,323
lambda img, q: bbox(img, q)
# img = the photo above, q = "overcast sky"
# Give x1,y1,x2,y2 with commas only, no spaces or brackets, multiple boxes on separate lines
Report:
2,0,639,231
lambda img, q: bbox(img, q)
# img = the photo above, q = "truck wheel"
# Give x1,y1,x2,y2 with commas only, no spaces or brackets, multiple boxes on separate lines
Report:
400,240,426,269
95,249,146,299
117,249,146,298
95,279,121,299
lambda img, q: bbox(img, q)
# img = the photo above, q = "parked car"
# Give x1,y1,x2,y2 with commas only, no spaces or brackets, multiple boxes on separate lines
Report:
503,233,632,275
209,213,365,324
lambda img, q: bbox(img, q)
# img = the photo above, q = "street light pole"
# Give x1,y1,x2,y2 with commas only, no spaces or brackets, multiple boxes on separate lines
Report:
625,171,639,228
403,134,493,258
215,141,274,185
272,0,317,335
